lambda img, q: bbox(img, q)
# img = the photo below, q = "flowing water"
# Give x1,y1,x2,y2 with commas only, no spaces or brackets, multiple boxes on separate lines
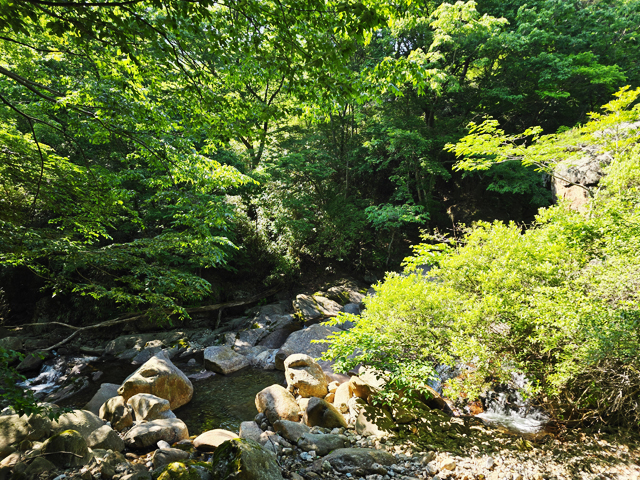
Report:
21,355,285,435
429,365,548,435
476,391,548,434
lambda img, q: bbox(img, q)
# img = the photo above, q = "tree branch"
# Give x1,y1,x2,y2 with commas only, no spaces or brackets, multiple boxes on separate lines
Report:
5,287,280,351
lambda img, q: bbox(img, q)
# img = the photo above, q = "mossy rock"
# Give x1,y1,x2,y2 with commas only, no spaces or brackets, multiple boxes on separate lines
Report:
210,438,283,480
155,461,213,480
41,429,90,468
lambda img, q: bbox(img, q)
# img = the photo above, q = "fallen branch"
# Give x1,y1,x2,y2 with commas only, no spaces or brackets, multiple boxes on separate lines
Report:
5,287,280,351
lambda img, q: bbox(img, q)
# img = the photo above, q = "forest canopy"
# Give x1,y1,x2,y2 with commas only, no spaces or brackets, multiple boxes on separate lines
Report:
1,1,640,414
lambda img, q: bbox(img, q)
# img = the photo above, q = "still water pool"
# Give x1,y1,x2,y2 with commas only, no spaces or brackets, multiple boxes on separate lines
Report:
175,367,285,435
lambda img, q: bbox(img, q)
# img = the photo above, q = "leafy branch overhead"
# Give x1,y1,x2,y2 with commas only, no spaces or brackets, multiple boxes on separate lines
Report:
447,86,640,196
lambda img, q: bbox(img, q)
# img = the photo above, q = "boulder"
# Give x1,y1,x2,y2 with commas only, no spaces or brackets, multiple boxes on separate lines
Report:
258,327,297,350
303,397,348,429
326,283,365,305
16,352,48,373
0,337,22,351
131,346,163,365
41,429,91,468
99,396,133,431
122,471,152,480
238,423,285,449
272,420,310,443
193,429,237,452
124,418,189,450
274,349,290,371
284,354,328,398
340,303,361,315
156,461,212,480
127,393,171,421
552,153,609,212
203,346,250,375
0,414,51,454
105,332,185,358
118,351,193,410
293,295,341,321
255,385,301,424
357,368,387,390
84,383,120,415
87,425,125,452
152,448,190,469
251,349,277,370
349,376,374,402
298,433,349,456
51,409,104,440
238,421,263,443
314,448,394,475
22,456,56,478
235,330,266,349
355,406,395,436
210,439,283,480
333,382,351,414
280,323,341,360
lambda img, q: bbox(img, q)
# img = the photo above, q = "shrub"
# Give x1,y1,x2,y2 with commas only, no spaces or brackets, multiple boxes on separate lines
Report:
324,92,640,427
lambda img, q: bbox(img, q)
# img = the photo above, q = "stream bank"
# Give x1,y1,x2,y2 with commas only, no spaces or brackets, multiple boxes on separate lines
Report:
1,278,639,480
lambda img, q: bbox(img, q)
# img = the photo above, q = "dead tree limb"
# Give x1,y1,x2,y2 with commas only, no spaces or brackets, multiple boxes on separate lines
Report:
5,287,280,351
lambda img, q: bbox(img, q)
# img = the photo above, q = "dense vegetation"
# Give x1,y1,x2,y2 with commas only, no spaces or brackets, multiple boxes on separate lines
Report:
1,0,640,423
325,88,640,427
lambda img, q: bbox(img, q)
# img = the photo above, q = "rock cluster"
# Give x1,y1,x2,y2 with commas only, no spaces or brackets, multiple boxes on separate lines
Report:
3,279,639,480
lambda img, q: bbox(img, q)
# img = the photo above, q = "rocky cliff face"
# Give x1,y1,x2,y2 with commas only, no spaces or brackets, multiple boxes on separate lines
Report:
551,147,610,212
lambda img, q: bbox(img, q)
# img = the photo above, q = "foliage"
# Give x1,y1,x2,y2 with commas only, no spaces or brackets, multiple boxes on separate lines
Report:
0,0,389,319
324,90,640,427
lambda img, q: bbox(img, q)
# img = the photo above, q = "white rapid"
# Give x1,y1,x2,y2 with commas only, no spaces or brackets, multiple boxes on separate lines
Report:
19,354,98,398
477,372,548,434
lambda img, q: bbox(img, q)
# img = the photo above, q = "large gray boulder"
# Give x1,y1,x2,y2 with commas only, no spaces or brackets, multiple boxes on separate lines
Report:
41,429,91,468
87,425,125,452
293,295,341,321
105,332,186,359
203,346,250,375
255,385,301,424
0,414,51,455
298,432,349,456
123,418,189,450
0,337,23,351
51,409,104,440
355,405,395,436
210,439,283,480
279,323,341,359
118,351,193,410
238,421,263,444
258,328,296,350
284,354,328,398
272,420,310,443
84,383,120,415
314,448,395,475
151,448,190,469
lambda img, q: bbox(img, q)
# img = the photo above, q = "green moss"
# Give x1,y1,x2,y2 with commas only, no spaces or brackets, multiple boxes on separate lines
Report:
155,461,214,480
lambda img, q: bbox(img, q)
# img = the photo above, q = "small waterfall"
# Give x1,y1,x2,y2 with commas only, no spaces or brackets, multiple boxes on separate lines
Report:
476,372,548,434
19,354,98,399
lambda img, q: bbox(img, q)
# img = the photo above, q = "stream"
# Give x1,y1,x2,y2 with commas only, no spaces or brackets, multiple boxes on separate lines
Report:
20,353,546,437
18,354,285,435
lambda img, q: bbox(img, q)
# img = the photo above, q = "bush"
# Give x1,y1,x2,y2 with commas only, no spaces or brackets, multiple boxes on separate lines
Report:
324,92,640,427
